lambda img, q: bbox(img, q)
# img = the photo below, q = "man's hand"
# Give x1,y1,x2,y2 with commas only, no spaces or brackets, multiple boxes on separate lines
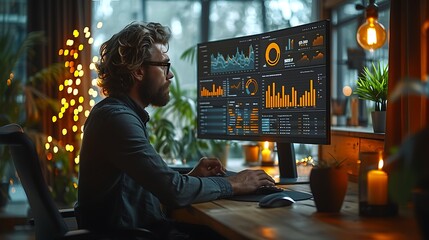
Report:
187,157,226,177
227,169,275,195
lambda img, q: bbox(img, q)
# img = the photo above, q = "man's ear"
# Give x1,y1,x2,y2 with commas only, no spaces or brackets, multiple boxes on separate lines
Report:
132,68,145,81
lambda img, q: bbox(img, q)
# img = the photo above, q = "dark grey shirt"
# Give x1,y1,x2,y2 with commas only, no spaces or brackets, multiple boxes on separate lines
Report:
76,95,233,230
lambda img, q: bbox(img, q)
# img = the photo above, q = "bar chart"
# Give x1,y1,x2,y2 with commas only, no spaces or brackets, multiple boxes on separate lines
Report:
200,83,225,97
264,79,322,109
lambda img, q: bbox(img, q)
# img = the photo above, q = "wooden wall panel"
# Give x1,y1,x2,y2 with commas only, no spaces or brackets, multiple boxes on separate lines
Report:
319,130,384,182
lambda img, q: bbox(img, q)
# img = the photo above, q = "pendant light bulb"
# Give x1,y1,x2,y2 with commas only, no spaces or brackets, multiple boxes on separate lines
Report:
356,1,386,51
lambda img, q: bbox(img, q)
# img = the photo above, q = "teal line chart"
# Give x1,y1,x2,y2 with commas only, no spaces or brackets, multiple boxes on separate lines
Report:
210,45,255,73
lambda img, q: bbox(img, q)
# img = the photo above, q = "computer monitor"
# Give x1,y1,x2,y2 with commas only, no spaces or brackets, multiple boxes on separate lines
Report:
196,20,331,184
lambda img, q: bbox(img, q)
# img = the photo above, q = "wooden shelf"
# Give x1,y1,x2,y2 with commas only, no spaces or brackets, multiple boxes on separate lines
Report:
331,126,385,140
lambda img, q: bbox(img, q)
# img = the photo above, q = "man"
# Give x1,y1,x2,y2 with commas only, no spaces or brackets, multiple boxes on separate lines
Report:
76,22,275,239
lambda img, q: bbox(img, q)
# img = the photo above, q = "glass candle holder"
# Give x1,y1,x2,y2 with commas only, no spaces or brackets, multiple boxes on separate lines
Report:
242,144,260,166
260,141,275,166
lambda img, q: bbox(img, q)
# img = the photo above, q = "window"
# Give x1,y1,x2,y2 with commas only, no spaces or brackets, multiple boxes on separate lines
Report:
92,0,316,91
331,0,390,126
0,0,28,83
91,0,319,163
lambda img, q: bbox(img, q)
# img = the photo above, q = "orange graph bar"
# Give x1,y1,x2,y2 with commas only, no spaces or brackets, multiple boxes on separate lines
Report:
291,87,295,107
265,80,316,108
201,84,224,97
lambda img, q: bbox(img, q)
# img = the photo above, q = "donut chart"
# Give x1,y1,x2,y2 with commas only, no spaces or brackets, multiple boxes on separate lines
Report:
265,42,280,66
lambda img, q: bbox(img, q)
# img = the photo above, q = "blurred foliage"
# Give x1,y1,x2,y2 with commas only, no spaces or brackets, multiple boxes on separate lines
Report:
387,80,429,205
0,29,76,206
148,68,210,164
148,46,235,165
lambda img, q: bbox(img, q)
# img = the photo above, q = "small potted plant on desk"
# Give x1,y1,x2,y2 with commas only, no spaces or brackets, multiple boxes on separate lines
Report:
309,154,348,213
354,63,388,133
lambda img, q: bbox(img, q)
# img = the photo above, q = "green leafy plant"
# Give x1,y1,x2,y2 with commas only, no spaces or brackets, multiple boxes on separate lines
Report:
313,153,347,169
0,30,76,205
148,67,210,164
354,63,388,111
1,32,47,179
148,45,234,165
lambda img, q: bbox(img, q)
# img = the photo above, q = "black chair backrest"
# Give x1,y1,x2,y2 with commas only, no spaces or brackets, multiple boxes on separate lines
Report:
0,124,68,239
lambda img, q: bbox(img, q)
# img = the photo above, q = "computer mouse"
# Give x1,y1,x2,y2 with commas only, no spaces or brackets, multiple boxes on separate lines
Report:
259,192,295,208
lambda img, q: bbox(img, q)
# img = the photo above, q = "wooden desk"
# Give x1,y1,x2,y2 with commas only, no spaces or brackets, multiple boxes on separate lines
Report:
0,201,29,231
172,183,421,240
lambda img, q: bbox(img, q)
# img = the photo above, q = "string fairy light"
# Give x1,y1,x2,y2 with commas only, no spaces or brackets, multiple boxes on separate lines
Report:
44,23,103,174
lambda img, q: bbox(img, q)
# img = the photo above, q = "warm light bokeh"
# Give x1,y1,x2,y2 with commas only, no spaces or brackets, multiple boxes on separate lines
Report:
45,24,103,171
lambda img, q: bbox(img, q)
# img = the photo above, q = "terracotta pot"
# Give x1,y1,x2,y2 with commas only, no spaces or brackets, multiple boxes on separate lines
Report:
310,168,348,212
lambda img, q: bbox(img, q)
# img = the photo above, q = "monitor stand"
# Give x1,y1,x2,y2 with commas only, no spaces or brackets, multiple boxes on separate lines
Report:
276,142,310,185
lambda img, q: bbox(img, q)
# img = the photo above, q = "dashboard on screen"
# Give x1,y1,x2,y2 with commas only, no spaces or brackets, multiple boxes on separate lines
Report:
197,20,330,145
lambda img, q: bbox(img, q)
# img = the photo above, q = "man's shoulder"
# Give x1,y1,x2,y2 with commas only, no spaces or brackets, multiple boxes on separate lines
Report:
87,98,142,126
93,97,134,114
85,98,144,132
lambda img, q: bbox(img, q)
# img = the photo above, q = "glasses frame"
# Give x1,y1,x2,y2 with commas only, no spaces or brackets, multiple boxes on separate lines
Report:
143,61,171,76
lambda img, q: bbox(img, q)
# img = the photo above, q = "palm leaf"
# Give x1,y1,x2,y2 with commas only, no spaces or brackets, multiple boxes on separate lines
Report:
354,62,388,111
0,31,45,91
180,45,197,64
0,31,48,124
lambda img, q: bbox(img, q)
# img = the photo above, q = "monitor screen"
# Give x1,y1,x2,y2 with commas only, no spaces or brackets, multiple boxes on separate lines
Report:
196,20,331,183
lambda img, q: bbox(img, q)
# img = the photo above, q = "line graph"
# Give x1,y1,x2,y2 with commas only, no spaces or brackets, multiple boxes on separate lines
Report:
230,82,242,89
211,45,255,73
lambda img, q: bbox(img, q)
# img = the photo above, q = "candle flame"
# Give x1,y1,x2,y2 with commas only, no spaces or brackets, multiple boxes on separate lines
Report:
264,141,269,149
378,159,384,170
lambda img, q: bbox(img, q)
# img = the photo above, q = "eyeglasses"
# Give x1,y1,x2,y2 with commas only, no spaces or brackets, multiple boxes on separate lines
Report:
143,61,171,76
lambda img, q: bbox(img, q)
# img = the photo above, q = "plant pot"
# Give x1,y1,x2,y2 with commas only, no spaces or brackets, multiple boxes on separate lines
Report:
0,181,10,209
310,168,348,213
371,111,386,133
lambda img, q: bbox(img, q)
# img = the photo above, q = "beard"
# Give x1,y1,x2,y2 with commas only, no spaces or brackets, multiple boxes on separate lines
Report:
138,74,170,107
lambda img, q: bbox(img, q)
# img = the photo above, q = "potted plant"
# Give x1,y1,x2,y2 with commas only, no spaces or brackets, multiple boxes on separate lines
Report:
386,79,429,238
205,139,231,166
354,62,388,133
0,31,46,207
309,153,348,213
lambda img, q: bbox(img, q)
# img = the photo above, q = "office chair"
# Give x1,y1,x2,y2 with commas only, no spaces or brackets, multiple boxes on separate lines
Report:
0,124,157,240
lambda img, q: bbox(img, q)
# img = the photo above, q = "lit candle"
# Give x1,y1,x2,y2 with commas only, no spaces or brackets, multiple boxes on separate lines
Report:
367,159,388,205
261,141,272,162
